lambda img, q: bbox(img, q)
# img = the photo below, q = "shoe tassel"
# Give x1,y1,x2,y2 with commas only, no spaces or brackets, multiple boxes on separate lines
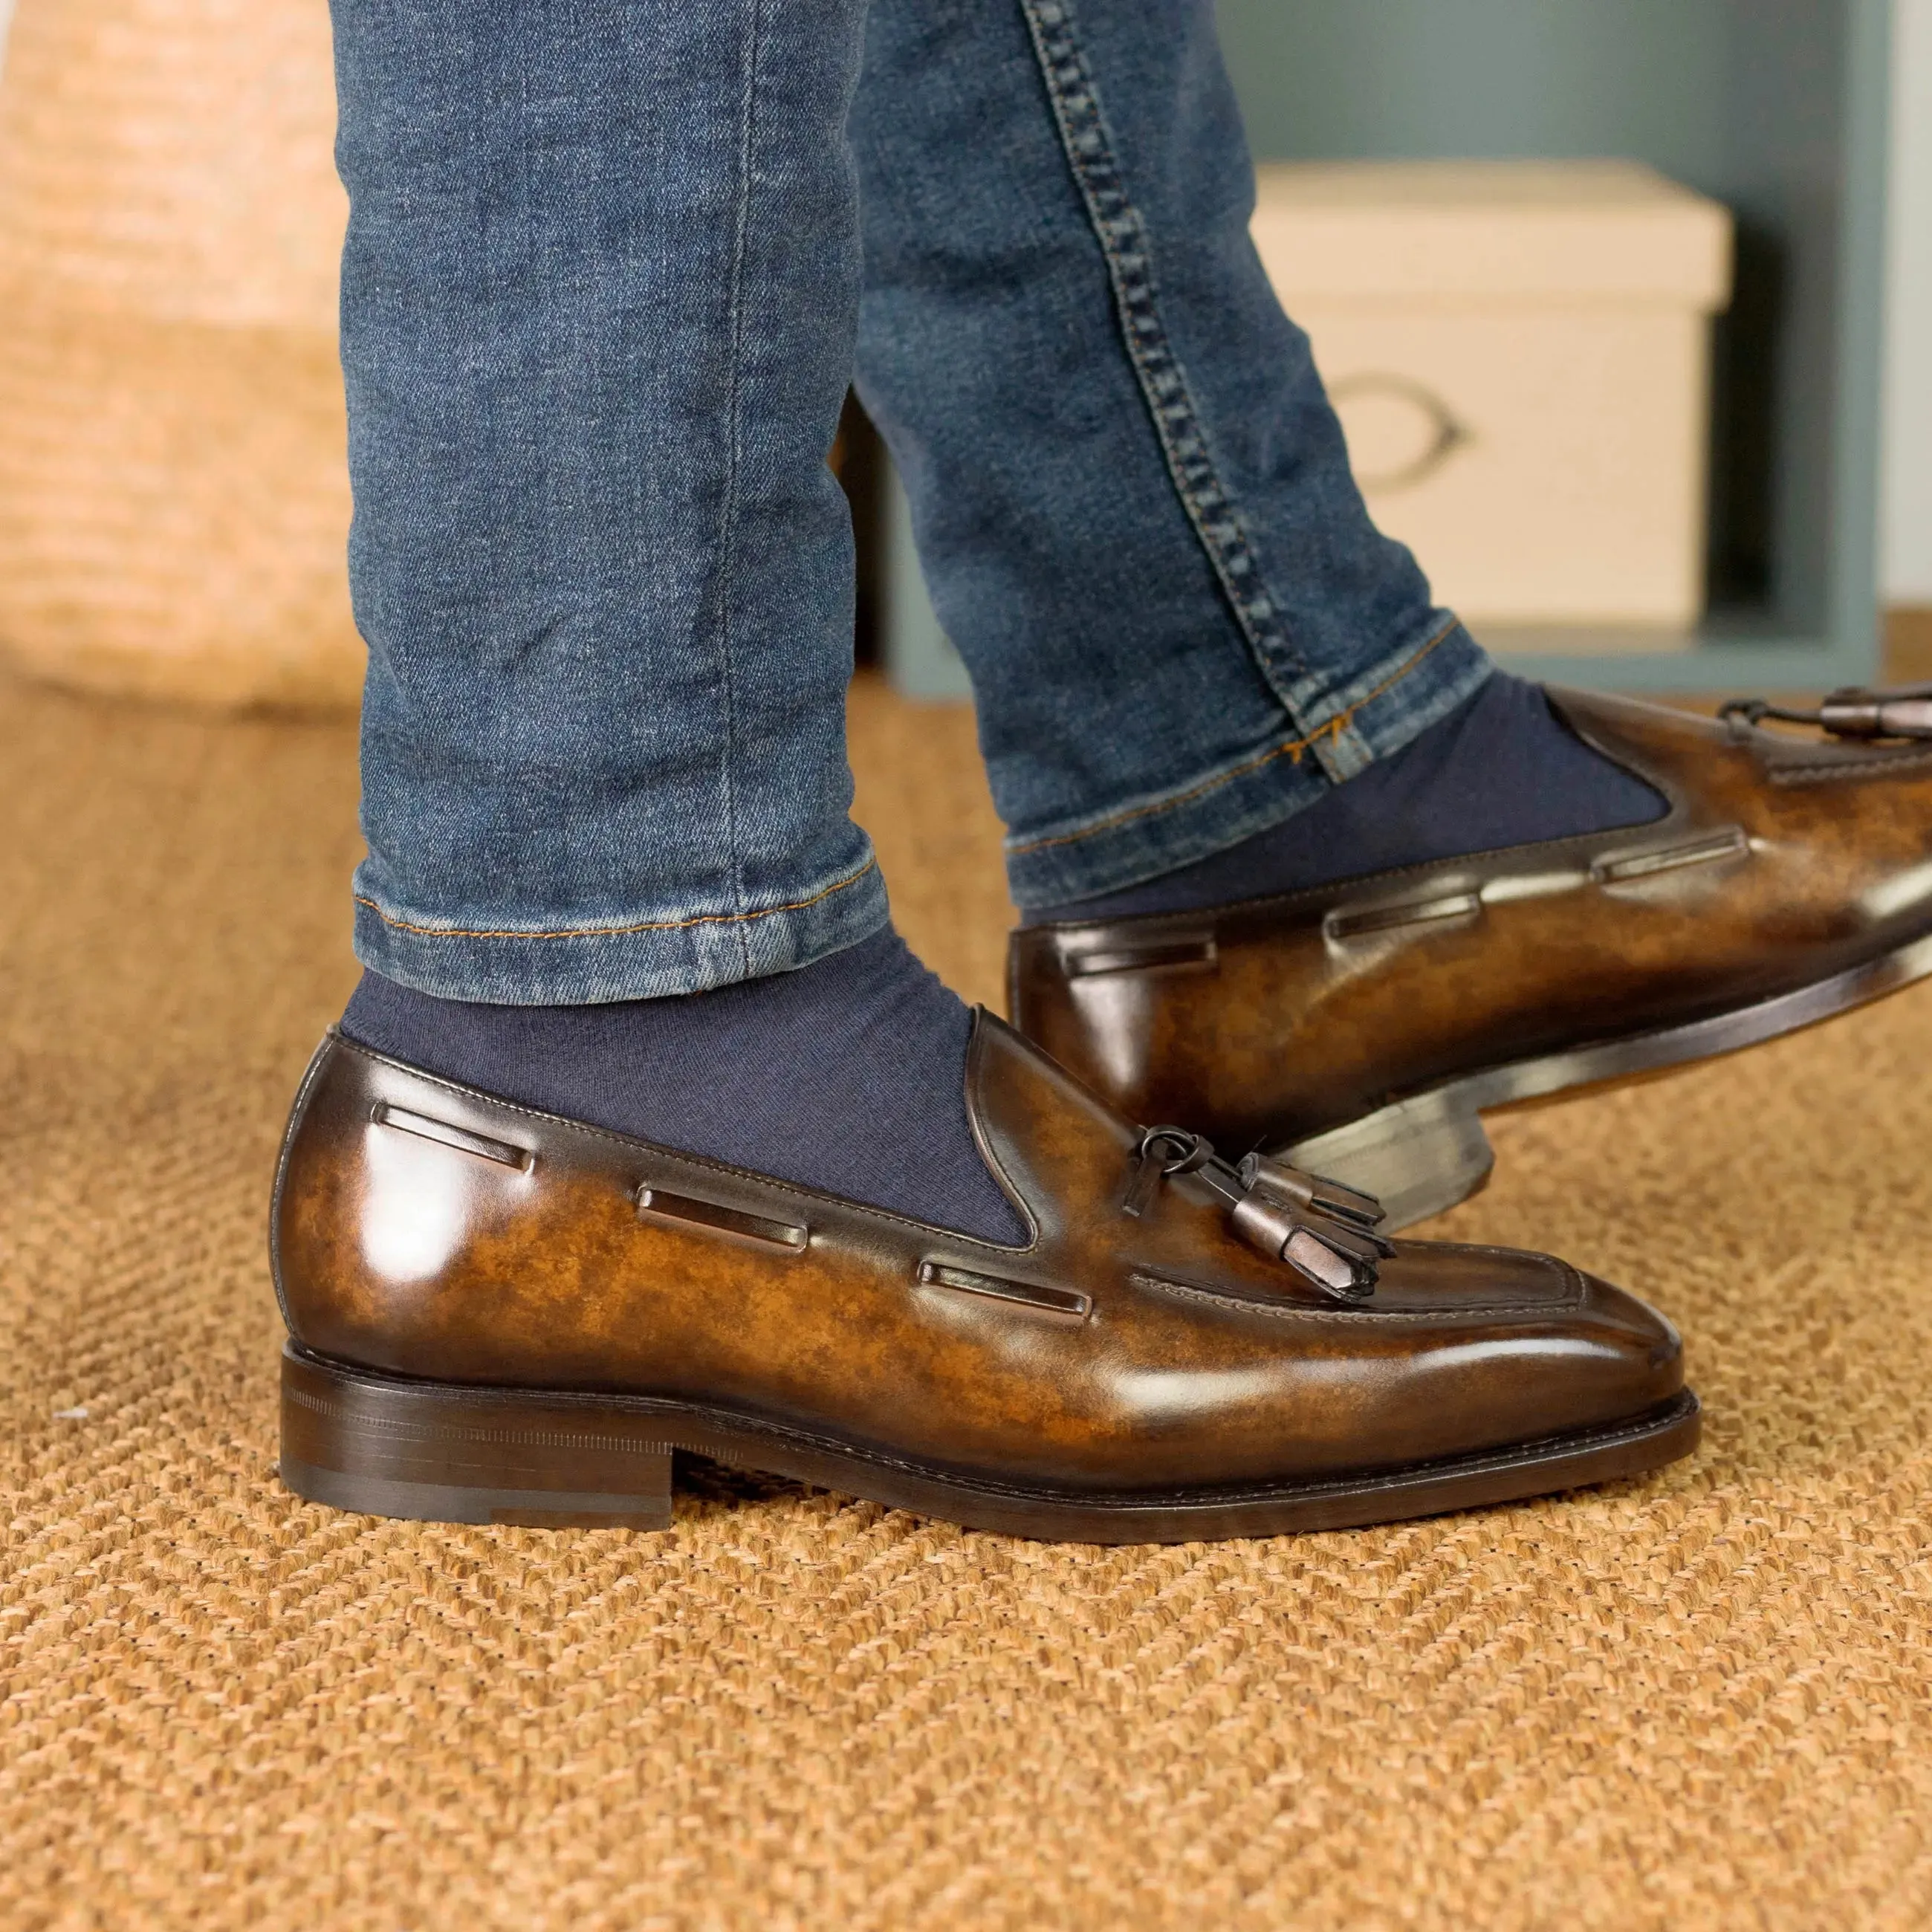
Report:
1720,683,1932,741
1121,1126,1392,1304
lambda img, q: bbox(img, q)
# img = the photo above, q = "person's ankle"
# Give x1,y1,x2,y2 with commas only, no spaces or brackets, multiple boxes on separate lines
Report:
341,927,1028,1244
1028,674,1664,926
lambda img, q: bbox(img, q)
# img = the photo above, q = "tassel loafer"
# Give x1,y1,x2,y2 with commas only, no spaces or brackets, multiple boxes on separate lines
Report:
271,1011,1696,1541
1011,685,1932,1228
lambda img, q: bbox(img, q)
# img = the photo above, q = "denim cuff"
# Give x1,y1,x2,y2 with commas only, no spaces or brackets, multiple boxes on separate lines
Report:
351,847,894,1003
1002,617,1491,910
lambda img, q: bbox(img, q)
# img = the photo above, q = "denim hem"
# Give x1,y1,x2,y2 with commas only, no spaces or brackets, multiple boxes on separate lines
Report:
1004,619,1491,909
350,849,894,1004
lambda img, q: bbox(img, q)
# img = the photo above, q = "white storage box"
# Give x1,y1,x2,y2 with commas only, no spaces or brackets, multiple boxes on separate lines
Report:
1250,161,1734,641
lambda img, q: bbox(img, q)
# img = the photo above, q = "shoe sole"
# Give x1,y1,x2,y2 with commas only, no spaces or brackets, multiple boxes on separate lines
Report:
1281,928,1932,1231
279,1343,1699,1544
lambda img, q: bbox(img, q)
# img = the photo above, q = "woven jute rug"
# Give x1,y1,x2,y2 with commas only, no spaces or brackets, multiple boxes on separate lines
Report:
3,667,1929,1931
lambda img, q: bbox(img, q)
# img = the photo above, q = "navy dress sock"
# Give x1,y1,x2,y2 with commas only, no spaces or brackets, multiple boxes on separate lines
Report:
1033,675,1666,924
341,927,1029,1245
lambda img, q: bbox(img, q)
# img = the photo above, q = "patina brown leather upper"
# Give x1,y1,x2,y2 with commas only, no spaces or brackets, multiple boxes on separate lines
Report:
1009,688,1932,1148
272,1012,1681,1492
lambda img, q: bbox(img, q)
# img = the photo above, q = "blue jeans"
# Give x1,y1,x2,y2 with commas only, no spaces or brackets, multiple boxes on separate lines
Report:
334,0,1490,1002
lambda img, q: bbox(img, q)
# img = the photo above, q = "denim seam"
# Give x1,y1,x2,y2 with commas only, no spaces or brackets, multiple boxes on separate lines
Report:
1005,617,1462,858
353,854,879,944
714,0,767,975
1016,0,1334,765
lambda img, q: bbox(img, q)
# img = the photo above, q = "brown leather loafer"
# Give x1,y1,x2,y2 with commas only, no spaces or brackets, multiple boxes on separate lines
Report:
271,1011,1695,1541
1011,685,1932,1228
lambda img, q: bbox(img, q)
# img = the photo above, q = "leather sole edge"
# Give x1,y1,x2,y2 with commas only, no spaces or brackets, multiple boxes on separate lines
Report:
279,1343,1700,1545
1285,928,1932,1230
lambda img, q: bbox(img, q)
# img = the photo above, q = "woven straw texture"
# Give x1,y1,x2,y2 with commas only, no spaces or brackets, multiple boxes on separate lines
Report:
3,666,1931,1931
0,0,360,709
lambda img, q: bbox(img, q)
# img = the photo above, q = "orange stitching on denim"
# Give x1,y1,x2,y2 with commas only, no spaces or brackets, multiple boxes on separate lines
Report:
1008,620,1464,857
355,855,878,943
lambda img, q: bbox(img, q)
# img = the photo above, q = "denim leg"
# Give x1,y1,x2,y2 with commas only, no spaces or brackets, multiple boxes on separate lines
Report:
852,0,1493,909
334,0,884,1001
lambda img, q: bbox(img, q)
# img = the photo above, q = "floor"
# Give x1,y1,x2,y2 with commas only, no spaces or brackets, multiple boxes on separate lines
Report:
3,664,1930,1930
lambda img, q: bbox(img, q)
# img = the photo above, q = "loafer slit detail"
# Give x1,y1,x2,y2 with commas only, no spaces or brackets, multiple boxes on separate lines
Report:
915,1262,1091,1323
1324,893,1482,942
370,1102,534,1172
1590,826,1748,884
635,1185,809,1253
1063,934,1219,978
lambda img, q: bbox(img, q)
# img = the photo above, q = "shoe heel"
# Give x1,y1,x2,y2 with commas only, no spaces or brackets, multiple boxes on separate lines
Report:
279,1344,676,1529
1279,1092,1494,1233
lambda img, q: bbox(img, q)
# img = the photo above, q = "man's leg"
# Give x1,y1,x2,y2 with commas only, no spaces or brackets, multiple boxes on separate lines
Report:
857,1,1932,1232
341,0,870,993
328,0,1020,1241
270,0,1695,1539
852,0,1657,912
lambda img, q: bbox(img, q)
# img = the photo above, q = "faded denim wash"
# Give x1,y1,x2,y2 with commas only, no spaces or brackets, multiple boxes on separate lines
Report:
333,0,1490,1002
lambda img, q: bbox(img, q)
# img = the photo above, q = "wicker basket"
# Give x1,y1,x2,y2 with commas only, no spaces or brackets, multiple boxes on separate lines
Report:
0,0,360,709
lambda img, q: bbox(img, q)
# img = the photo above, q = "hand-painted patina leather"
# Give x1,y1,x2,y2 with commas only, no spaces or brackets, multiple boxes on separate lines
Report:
270,1010,1693,1537
1009,689,1932,1189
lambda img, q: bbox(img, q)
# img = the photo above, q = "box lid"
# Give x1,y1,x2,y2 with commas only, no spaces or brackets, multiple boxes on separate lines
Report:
1251,160,1733,308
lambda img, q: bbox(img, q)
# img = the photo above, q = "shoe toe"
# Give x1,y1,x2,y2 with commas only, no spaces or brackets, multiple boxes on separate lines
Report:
1569,1266,1685,1413
1355,1241,1685,1462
